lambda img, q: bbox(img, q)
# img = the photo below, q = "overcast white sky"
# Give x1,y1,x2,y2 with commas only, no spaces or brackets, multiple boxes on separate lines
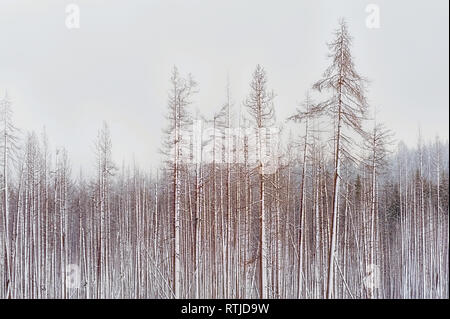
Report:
0,0,448,172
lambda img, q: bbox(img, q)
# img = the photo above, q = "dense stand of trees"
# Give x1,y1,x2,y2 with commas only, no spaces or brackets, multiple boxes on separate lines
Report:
0,21,448,299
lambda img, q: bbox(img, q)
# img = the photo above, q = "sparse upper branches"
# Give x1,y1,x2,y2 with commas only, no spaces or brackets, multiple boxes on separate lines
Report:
287,92,322,126
364,122,395,171
161,66,197,166
95,121,116,178
0,92,20,168
313,20,369,145
245,65,275,129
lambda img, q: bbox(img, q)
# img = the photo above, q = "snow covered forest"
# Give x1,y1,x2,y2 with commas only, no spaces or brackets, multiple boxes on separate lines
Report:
0,20,448,299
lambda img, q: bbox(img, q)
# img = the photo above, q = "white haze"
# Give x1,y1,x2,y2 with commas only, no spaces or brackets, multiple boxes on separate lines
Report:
0,0,448,174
